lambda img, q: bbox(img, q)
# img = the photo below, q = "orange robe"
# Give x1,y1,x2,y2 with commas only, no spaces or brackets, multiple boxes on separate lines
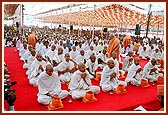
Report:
133,43,141,52
123,36,132,50
28,33,38,48
107,37,120,60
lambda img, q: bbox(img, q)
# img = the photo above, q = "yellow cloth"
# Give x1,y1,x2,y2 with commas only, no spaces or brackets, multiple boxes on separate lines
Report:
133,43,141,51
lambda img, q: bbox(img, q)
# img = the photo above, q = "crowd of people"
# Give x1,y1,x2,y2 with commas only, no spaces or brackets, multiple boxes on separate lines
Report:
4,25,164,111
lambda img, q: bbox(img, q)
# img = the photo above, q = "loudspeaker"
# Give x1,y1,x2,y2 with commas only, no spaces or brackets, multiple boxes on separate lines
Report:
70,25,73,30
135,24,141,35
16,22,19,28
59,25,61,27
103,28,107,32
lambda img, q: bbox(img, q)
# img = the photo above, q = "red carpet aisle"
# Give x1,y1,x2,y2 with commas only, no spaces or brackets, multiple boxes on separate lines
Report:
4,47,162,111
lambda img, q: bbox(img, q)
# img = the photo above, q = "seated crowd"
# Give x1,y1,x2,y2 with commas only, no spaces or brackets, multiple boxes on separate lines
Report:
4,26,164,110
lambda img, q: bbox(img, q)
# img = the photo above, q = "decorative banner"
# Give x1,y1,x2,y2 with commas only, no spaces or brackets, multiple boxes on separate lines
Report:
37,4,164,30
4,4,19,18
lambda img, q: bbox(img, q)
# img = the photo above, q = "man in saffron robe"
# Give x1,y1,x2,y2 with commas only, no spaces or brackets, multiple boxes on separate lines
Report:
28,31,38,48
123,36,132,50
107,34,120,61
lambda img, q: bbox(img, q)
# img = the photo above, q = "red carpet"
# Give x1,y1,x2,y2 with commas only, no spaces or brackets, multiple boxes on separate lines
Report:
4,47,162,111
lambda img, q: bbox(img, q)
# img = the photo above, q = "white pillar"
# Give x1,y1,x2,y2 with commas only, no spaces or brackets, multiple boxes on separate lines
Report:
92,4,96,39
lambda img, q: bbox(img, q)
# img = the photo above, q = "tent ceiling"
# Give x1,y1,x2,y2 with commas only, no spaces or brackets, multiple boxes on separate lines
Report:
4,4,19,18
38,4,164,30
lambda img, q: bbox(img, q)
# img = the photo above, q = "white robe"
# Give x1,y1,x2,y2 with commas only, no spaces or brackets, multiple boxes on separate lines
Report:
20,48,27,61
97,52,108,69
37,71,68,105
85,50,96,60
53,54,64,64
100,65,127,92
93,44,100,54
28,59,46,87
45,49,58,63
16,39,21,50
107,58,119,69
126,63,145,86
35,42,43,53
150,52,160,60
147,48,154,58
122,56,133,72
69,50,79,63
26,55,36,75
158,50,163,59
120,45,125,54
41,45,50,59
125,45,134,54
76,54,87,64
137,45,143,55
69,70,100,100
22,50,31,69
97,52,108,62
85,59,98,79
140,50,148,59
23,50,31,61
76,46,84,53
142,61,163,82
55,60,74,83
62,47,69,54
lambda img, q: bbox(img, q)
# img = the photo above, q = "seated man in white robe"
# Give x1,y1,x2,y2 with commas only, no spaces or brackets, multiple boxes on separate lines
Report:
53,47,64,67
158,44,163,59
93,41,100,54
55,53,75,84
16,37,22,51
76,42,84,53
147,45,154,58
26,49,36,76
97,49,108,69
23,45,33,69
37,64,69,105
100,59,127,92
108,53,125,75
85,55,98,79
35,39,43,53
142,58,163,82
19,40,27,56
20,43,28,61
28,53,46,87
125,44,134,54
41,40,50,59
69,46,78,64
86,46,96,60
45,44,57,64
122,51,134,72
62,43,69,55
69,63,100,100
108,53,119,68
150,48,160,61
137,42,144,55
139,47,150,60
76,50,87,64
125,58,146,86
120,43,125,55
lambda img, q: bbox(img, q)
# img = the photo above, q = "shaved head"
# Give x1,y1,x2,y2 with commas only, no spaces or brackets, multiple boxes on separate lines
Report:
78,63,86,72
46,64,53,76
78,63,85,69
46,64,53,70
107,59,114,65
